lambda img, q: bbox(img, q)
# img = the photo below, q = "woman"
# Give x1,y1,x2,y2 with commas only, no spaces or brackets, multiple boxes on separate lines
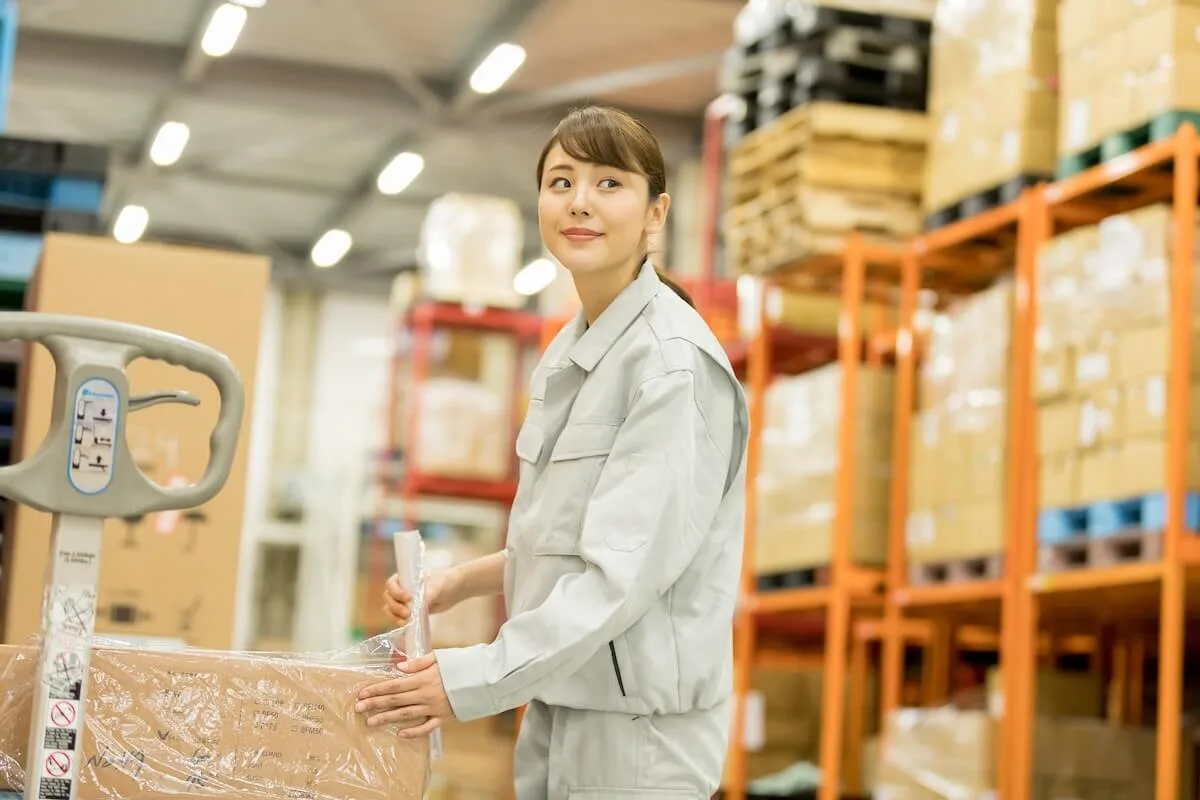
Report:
355,105,749,799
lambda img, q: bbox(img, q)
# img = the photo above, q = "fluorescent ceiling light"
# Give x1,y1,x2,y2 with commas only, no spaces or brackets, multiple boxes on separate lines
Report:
230,0,267,6
149,121,190,167
113,205,149,244
311,229,352,268
469,43,526,94
201,3,248,58
513,258,557,296
377,152,424,195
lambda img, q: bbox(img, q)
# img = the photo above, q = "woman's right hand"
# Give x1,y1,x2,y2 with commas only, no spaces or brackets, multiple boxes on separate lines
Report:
382,569,458,624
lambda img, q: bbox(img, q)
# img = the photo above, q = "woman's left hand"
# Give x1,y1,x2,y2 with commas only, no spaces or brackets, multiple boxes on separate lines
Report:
355,653,454,736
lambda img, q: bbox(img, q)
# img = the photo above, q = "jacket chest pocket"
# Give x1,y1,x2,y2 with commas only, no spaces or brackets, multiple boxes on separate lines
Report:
535,421,620,556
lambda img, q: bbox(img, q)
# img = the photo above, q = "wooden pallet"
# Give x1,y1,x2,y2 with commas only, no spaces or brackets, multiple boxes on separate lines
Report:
729,101,929,180
1037,531,1163,573
726,184,922,235
908,554,1003,587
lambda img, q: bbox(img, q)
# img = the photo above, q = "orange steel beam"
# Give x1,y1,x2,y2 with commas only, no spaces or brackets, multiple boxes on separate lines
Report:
880,245,920,736
1155,123,1196,800
816,234,869,800
844,633,870,795
1001,187,1043,800
725,268,772,800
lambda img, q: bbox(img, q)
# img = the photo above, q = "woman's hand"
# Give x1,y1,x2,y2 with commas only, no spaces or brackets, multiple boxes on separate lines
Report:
382,568,459,624
355,653,453,736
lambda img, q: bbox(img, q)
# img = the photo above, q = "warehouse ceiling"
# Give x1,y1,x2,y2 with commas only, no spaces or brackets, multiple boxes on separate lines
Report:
12,0,739,293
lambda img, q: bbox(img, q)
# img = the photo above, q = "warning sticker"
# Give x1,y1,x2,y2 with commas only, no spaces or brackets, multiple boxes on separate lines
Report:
43,727,77,752
48,585,97,640
44,648,85,700
48,700,79,730
42,750,71,779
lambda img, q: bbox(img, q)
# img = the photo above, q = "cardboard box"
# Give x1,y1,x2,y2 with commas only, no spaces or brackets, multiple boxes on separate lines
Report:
756,365,895,573
0,235,269,649
0,644,430,799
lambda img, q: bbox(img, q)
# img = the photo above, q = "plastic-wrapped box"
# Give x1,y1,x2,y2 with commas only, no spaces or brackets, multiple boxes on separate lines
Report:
410,377,508,481
924,0,1056,212
755,363,895,575
1034,204,1200,513
908,280,1012,565
418,193,524,309
1,531,439,800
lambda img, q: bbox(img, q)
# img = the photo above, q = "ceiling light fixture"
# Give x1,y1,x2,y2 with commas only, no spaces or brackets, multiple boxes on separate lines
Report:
311,229,352,268
513,257,558,296
201,3,248,58
113,205,149,244
148,121,190,167
377,152,424,195
469,43,527,94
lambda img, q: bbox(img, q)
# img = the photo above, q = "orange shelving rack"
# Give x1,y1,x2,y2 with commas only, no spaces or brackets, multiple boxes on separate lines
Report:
875,190,1040,799
367,299,543,637
725,235,914,800
1004,123,1200,800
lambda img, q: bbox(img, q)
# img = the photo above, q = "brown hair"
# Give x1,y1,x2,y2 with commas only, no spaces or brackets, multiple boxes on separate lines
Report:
536,105,695,308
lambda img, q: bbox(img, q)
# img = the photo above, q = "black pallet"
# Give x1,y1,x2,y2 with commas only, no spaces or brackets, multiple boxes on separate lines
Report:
725,27,927,89
756,567,830,592
0,136,109,180
923,173,1048,231
748,3,930,52
0,205,101,235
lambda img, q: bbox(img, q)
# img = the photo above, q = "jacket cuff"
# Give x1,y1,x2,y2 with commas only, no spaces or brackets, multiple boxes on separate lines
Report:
436,645,498,721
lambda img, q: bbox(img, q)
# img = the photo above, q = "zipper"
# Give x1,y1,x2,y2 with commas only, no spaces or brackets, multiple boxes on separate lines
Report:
608,641,627,697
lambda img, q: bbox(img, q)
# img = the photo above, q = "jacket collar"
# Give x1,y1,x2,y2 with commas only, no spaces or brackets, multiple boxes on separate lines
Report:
560,259,661,373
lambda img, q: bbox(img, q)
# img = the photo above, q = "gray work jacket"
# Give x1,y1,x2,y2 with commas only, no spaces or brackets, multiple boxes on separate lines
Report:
437,259,749,721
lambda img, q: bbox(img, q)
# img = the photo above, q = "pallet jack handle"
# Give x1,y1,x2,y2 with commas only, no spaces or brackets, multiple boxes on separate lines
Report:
1,312,246,800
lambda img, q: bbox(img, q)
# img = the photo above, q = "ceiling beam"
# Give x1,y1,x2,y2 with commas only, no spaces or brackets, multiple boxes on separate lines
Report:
102,0,226,218
475,52,725,119
303,0,552,261
13,28,704,142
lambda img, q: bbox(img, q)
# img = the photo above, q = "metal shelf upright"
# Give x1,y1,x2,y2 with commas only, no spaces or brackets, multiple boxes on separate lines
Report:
875,191,1040,799
366,299,543,637
726,236,914,800
1007,122,1200,800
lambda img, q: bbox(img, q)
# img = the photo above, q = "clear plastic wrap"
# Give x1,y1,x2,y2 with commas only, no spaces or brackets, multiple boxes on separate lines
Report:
410,377,508,481
733,0,934,45
878,707,1165,798
1033,204,1200,512
908,280,1012,565
417,193,524,310
755,363,895,574
0,531,442,799
924,0,1056,211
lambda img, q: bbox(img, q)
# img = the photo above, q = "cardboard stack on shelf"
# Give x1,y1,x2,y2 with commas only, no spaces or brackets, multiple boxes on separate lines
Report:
876,708,1171,798
416,193,525,310
922,0,1056,228
1057,0,1200,176
1034,203,1200,570
755,362,895,580
906,280,1013,582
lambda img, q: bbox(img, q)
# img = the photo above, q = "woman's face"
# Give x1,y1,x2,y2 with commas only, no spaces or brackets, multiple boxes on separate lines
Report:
537,143,668,277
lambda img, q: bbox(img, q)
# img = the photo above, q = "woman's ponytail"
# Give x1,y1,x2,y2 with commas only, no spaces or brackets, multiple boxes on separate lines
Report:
655,266,695,308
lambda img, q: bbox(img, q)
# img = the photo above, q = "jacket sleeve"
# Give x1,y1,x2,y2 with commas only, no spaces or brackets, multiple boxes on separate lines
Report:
435,367,732,720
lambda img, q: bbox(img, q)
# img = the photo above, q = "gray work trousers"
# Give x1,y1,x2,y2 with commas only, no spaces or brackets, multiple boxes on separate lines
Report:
513,699,731,799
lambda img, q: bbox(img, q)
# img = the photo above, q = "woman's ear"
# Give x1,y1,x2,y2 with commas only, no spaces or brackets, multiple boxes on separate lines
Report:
645,192,671,234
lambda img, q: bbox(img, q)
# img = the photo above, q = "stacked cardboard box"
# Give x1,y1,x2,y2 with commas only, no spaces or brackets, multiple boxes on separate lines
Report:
923,0,1056,215
1035,204,1200,512
0,235,269,650
0,643,431,799
877,709,1173,798
1058,0,1200,161
756,364,895,574
907,281,1013,567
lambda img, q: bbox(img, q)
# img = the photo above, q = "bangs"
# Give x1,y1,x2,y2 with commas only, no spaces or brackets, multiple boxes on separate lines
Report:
551,108,646,176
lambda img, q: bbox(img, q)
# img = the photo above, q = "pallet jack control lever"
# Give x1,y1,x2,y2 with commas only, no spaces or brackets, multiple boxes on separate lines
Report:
3,312,246,800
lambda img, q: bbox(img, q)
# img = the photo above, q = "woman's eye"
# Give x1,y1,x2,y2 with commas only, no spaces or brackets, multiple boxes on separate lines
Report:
549,177,570,189
599,178,620,189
